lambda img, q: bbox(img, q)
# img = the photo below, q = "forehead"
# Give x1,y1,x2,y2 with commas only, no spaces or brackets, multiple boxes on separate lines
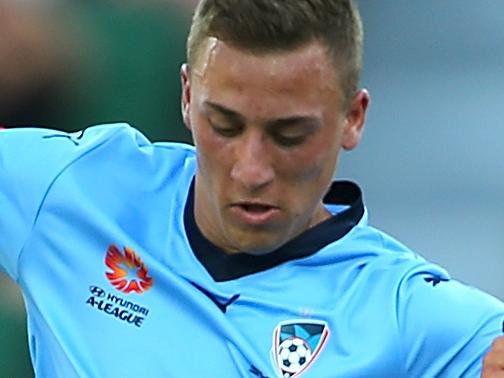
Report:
191,38,342,116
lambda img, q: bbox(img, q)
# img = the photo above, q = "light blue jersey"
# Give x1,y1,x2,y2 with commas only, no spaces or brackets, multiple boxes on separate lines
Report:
1,124,503,377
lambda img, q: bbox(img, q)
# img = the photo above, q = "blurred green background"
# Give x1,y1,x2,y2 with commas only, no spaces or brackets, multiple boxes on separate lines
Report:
1,0,194,142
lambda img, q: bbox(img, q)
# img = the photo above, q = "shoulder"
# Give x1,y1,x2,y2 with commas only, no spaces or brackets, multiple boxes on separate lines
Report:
347,226,504,375
0,122,197,213
1,122,195,156
1,122,195,175
68,123,196,167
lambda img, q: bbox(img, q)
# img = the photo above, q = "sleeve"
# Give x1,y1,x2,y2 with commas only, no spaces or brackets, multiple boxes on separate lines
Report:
0,124,130,281
398,265,504,377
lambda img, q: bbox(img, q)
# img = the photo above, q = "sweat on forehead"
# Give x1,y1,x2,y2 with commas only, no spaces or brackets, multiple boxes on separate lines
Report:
192,37,338,86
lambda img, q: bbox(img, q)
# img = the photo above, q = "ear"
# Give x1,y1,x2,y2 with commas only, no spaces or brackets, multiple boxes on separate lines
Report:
342,89,370,151
180,63,192,132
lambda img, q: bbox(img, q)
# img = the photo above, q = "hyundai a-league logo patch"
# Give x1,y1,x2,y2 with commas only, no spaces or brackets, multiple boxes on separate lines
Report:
271,320,330,378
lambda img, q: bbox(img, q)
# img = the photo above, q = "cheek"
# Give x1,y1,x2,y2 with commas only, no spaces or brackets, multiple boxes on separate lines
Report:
193,125,231,178
279,138,338,184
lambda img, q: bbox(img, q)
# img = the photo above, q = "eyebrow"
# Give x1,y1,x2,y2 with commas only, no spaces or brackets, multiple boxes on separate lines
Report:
204,101,321,129
204,101,246,124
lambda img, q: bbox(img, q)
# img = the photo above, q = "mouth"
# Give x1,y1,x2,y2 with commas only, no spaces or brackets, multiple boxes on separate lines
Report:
230,202,280,226
240,203,275,212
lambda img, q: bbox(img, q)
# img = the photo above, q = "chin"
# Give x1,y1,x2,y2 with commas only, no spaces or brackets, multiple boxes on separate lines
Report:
232,237,286,256
225,223,290,255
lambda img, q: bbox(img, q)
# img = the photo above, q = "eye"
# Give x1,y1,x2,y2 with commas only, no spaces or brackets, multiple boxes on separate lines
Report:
268,121,317,148
273,134,307,147
271,127,315,147
208,120,242,138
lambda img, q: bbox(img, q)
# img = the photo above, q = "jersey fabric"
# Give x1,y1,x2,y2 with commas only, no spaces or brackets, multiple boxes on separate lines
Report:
0,124,503,378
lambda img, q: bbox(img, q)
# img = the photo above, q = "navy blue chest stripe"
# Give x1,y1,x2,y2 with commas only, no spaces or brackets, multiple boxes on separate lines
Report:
189,281,240,313
184,180,364,282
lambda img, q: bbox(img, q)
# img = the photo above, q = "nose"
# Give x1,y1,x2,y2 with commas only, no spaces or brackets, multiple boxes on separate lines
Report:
230,130,274,191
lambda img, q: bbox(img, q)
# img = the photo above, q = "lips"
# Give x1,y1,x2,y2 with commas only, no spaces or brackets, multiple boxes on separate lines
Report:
230,201,280,226
241,203,274,212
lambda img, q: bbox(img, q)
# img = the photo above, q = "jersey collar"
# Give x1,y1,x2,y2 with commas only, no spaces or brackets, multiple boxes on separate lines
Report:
184,180,364,282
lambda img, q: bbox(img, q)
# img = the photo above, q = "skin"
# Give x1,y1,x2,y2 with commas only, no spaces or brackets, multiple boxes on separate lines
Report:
181,37,370,255
482,336,504,377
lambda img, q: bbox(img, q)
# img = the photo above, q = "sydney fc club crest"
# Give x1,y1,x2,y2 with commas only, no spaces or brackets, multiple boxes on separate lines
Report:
271,320,330,378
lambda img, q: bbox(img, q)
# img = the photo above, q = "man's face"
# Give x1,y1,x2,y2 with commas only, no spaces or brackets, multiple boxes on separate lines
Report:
181,38,368,255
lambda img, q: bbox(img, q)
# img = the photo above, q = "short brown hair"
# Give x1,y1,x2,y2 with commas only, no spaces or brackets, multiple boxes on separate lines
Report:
187,0,363,105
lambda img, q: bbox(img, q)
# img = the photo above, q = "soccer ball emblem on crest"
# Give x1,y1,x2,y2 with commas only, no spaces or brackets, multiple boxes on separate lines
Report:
278,336,312,375
271,319,330,378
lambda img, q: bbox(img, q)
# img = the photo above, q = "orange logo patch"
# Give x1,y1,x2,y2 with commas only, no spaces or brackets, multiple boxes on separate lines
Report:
105,245,153,294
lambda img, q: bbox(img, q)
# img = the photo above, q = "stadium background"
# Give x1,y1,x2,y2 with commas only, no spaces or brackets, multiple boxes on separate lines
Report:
1,0,503,376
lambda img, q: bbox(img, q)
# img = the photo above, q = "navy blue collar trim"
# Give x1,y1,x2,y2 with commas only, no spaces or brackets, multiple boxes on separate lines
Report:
184,180,364,282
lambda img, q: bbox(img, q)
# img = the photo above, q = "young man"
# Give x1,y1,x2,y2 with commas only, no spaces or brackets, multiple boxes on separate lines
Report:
1,1,503,377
